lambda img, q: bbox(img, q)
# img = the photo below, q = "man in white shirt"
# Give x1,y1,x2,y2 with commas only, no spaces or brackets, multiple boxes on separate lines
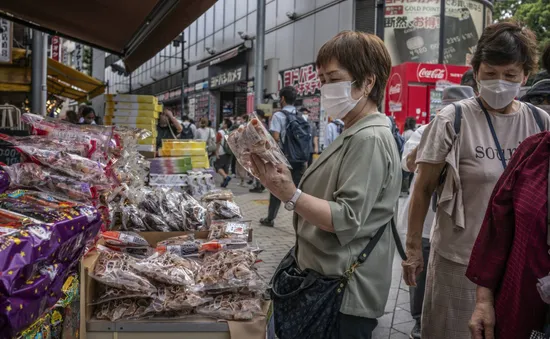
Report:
324,118,344,147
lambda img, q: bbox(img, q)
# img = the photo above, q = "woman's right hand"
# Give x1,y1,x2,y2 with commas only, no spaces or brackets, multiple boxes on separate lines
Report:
402,245,423,286
469,302,495,339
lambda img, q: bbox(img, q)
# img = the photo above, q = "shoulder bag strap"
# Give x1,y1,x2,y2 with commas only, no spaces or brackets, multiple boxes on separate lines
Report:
476,97,507,169
526,103,545,132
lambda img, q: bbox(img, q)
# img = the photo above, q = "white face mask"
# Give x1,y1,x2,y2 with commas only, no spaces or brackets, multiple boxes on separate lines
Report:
321,81,363,119
478,79,521,110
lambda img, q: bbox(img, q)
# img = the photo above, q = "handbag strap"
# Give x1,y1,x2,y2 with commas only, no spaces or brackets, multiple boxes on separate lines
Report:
344,218,406,281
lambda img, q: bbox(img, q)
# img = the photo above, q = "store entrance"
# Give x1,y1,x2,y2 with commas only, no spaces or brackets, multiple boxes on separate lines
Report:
217,81,248,124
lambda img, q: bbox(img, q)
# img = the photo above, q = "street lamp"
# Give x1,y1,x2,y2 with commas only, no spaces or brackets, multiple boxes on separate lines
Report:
173,34,186,118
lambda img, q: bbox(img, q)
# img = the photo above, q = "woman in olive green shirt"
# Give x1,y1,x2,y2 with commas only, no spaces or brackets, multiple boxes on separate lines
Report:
251,31,402,338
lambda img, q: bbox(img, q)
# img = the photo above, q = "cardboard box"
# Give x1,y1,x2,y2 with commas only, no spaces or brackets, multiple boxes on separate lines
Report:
81,231,268,339
106,102,159,112
105,116,157,125
105,109,159,119
105,94,158,105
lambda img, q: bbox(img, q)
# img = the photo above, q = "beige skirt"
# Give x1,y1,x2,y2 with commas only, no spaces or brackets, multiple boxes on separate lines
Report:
421,249,476,339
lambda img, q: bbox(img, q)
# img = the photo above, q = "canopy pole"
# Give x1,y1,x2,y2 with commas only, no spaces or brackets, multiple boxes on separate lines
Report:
181,33,186,119
40,32,48,115
31,29,47,115
254,0,266,107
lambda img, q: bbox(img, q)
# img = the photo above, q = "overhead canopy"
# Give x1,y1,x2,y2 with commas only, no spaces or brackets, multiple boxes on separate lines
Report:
0,0,216,72
0,48,105,102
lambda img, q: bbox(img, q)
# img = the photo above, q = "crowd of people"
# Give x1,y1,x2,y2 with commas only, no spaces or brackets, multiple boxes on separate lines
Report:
243,21,550,339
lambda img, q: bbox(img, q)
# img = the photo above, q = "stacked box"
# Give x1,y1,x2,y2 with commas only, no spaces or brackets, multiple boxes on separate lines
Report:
159,140,209,168
149,157,193,174
105,94,161,152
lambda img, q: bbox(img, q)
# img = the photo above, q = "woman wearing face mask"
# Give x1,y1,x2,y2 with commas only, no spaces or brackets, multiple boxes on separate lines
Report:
402,21,550,339
250,31,402,338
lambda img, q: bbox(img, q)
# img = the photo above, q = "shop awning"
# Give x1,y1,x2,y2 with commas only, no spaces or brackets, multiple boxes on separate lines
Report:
196,42,252,70
47,58,106,102
0,0,216,72
0,48,105,102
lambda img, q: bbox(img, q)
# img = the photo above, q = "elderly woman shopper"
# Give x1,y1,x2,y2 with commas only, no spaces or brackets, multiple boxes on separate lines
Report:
250,31,402,339
399,85,475,339
402,21,550,339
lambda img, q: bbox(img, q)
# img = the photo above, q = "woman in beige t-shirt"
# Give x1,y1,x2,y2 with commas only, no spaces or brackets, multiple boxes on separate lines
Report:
402,22,550,339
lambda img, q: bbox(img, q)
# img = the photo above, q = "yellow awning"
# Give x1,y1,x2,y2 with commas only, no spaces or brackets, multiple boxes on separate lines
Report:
47,58,106,102
0,48,106,102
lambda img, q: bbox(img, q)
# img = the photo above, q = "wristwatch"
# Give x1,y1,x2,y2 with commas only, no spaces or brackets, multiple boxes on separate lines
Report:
284,189,303,211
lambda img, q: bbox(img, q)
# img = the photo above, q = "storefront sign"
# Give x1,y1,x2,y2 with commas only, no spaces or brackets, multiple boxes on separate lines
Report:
0,19,13,64
278,63,321,96
209,66,246,89
384,0,485,66
51,36,61,62
75,43,83,71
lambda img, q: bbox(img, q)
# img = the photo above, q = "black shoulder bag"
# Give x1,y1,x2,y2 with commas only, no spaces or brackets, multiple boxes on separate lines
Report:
271,219,406,339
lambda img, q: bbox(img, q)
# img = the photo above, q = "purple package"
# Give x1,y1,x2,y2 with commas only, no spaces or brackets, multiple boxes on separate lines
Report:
0,170,9,195
0,217,101,337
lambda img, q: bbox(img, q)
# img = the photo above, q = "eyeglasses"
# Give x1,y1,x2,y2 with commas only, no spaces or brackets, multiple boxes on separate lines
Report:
527,94,550,105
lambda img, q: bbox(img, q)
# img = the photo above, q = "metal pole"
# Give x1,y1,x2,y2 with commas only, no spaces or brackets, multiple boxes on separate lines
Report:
40,33,48,116
181,35,186,118
254,0,266,107
438,0,446,64
31,29,43,114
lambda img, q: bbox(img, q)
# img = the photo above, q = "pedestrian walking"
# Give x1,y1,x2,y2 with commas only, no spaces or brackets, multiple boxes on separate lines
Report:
156,108,183,151
252,31,402,339
300,107,319,167
180,115,196,139
259,86,310,227
402,21,549,339
214,118,233,188
324,117,344,147
399,85,475,339
196,117,217,165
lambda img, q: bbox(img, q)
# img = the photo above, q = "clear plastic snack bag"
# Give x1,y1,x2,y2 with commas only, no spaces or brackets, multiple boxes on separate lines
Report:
130,251,199,286
206,200,243,220
90,245,157,294
196,294,264,320
89,284,154,306
226,114,291,177
208,220,251,242
201,189,234,203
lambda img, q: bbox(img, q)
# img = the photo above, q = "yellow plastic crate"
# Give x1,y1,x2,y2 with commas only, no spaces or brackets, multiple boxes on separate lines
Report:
191,162,210,169
114,122,155,130
105,94,158,105
156,104,163,112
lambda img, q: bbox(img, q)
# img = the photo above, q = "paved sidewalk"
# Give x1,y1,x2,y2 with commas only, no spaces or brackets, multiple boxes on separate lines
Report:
230,181,415,339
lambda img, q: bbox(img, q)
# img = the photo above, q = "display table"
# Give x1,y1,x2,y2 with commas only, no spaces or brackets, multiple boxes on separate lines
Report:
80,231,272,339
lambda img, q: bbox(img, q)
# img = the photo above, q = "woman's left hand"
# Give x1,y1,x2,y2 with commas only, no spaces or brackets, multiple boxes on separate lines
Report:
251,155,296,202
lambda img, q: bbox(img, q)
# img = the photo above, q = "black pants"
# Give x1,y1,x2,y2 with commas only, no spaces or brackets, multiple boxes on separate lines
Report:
230,155,237,175
409,237,431,322
336,313,378,339
266,162,306,221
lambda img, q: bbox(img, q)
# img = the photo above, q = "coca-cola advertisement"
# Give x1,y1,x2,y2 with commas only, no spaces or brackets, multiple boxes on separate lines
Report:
384,0,486,66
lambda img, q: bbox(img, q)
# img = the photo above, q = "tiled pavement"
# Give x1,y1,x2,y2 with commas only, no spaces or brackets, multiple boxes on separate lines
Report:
226,180,415,339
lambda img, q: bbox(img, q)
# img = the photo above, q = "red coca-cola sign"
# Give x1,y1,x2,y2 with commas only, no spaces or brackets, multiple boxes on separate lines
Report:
388,73,403,103
415,63,448,82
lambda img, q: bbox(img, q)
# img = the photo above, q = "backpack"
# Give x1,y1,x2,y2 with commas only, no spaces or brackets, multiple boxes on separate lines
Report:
220,130,233,155
333,121,344,135
206,128,217,153
430,102,545,212
180,124,194,139
388,116,405,156
281,110,312,163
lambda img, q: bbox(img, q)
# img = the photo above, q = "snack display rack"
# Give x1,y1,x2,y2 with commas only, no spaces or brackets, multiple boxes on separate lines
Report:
0,112,275,339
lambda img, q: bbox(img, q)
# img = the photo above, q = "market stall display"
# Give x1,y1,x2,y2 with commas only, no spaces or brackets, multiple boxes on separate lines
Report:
158,140,209,168
104,94,162,153
0,190,102,338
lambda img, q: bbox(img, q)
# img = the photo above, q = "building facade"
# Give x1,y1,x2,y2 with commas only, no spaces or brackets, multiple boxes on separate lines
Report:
103,0,493,131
